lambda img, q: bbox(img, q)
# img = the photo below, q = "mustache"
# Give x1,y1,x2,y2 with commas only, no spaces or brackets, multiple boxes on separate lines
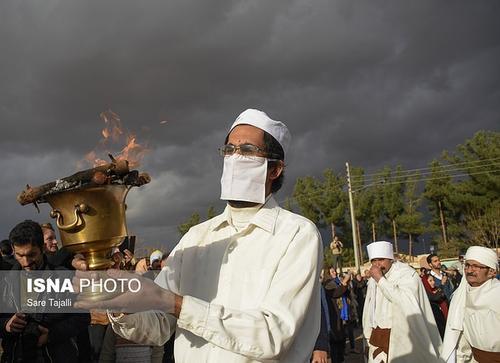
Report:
466,273,476,277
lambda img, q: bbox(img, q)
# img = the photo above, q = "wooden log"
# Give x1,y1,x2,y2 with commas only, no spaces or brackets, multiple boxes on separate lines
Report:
17,160,130,205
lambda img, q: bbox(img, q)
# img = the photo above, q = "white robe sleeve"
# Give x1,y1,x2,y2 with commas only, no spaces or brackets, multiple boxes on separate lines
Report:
375,265,442,362
108,310,177,346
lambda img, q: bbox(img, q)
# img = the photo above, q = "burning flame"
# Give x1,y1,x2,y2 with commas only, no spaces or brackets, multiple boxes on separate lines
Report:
80,110,149,168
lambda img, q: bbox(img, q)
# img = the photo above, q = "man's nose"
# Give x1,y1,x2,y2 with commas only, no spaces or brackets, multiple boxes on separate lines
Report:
19,257,29,266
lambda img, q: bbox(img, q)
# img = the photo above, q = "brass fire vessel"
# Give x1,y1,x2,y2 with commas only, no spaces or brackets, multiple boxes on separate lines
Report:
45,185,131,270
16,159,151,272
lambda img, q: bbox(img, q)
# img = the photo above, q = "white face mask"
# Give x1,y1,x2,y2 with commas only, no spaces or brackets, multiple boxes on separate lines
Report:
220,154,268,204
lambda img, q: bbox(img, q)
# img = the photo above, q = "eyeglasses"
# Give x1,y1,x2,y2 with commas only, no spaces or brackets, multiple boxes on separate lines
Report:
218,143,281,159
464,263,489,271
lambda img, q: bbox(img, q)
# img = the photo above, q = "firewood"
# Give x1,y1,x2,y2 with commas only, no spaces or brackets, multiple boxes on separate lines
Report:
16,160,130,205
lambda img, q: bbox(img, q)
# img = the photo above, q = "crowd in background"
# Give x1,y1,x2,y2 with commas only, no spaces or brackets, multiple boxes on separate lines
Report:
0,222,496,363
312,237,469,363
0,220,172,363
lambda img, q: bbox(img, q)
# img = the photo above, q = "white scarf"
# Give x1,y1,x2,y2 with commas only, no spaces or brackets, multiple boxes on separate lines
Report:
441,277,500,362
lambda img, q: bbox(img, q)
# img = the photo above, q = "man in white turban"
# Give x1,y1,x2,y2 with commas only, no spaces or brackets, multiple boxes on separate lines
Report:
441,246,499,363
362,241,442,362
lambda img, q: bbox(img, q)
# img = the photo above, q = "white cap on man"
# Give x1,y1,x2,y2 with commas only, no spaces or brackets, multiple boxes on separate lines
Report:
150,250,163,264
367,241,394,261
229,108,291,156
465,246,498,270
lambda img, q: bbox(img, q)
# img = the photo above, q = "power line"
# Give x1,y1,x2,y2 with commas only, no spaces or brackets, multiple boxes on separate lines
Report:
287,168,500,205
352,169,499,191
351,162,500,184
350,157,500,180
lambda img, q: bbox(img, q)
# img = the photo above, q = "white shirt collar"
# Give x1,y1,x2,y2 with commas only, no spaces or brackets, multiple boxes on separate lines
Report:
212,195,280,234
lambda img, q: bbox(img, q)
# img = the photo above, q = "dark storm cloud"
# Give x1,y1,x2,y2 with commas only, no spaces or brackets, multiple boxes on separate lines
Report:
1,0,499,250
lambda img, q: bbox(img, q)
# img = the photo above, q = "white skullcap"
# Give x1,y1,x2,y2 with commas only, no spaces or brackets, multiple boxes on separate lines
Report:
367,241,394,261
229,108,291,156
150,250,163,263
465,246,498,270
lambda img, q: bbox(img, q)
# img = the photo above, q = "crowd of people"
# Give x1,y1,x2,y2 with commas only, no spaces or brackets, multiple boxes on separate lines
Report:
0,220,172,363
0,108,498,363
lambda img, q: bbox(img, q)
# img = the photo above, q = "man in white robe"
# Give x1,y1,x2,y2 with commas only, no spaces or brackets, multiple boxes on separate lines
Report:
75,109,323,363
362,241,442,363
441,246,499,363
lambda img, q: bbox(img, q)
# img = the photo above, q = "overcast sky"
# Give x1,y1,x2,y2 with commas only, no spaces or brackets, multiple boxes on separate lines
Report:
1,1,499,254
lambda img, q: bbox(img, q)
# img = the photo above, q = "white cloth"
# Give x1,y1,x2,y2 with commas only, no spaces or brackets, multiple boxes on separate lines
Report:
430,269,444,282
362,261,442,362
441,278,500,363
366,241,394,261
109,196,323,363
220,154,268,204
227,201,262,231
229,109,291,155
150,250,163,264
464,246,498,270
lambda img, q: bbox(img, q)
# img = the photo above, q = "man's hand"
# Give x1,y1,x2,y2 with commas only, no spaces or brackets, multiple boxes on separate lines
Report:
71,254,88,271
311,350,328,363
6,313,27,333
37,326,49,347
370,265,384,282
73,269,177,315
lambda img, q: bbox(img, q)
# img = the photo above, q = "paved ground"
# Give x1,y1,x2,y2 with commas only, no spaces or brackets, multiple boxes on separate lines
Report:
1,328,367,363
343,327,365,363
344,330,365,363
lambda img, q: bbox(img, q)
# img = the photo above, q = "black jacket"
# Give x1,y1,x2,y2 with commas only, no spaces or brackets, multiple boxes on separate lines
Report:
313,288,331,354
323,278,348,342
1,255,16,270
0,257,90,363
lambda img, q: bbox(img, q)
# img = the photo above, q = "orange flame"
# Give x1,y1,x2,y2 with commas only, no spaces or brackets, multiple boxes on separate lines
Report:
80,110,149,168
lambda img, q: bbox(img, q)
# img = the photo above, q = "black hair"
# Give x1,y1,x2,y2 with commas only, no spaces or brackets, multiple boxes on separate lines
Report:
263,131,285,193
161,253,169,261
0,239,13,256
40,222,55,232
9,220,44,250
426,253,438,265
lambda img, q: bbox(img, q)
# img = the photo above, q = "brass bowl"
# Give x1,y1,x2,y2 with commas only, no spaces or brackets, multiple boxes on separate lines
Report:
45,184,131,270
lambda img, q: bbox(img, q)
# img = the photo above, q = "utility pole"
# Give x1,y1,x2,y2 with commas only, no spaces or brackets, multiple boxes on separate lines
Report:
346,162,360,272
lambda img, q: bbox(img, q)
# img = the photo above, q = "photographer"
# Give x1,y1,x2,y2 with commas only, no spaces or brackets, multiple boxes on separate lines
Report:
0,220,90,363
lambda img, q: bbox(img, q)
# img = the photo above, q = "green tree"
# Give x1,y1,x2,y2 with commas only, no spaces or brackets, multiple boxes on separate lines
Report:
444,130,500,215
177,212,200,236
397,174,425,260
282,197,294,212
364,170,386,242
207,206,217,219
381,166,405,253
293,176,321,222
464,199,499,250
178,206,219,236
423,160,463,256
293,169,347,238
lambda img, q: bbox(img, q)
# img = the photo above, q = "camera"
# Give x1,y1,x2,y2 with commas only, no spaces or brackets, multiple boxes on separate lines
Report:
12,314,42,362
